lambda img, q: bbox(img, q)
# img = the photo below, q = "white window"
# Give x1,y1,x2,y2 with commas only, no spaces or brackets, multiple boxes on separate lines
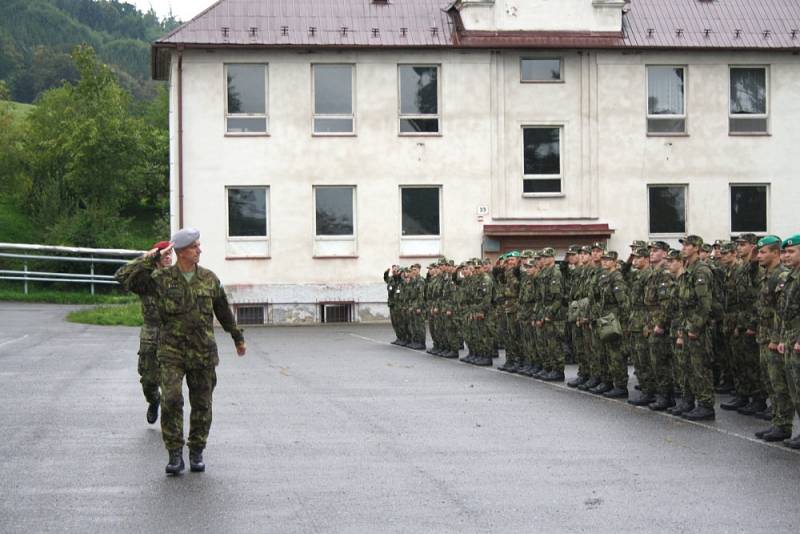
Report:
313,64,355,134
648,185,687,236
647,66,686,134
313,186,356,257
225,64,268,134
400,186,441,256
226,186,269,258
730,184,768,233
730,66,769,134
523,126,562,195
398,65,440,134
521,58,562,82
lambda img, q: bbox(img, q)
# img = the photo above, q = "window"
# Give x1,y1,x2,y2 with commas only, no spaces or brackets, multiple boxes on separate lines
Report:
226,187,269,257
730,67,768,134
521,58,562,82
523,127,562,194
398,65,439,134
313,64,354,134
730,184,768,233
225,64,267,134
400,186,441,256
647,66,686,134
313,186,356,257
648,185,687,235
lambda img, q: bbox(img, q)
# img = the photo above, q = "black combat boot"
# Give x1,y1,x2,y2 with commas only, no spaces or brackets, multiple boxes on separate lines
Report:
567,375,588,388
737,397,767,416
755,405,773,421
165,449,184,475
442,350,459,359
506,357,522,374
517,363,534,377
146,399,160,425
189,449,205,472
668,397,694,416
683,404,715,421
390,338,401,345
784,435,800,449
627,392,655,406
720,395,749,411
473,354,493,367
762,427,792,442
578,376,600,391
648,395,675,411
542,370,565,382
755,426,776,439
590,382,612,395
460,350,474,363
603,387,629,399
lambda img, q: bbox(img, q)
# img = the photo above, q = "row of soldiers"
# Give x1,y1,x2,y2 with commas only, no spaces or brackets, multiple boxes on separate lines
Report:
383,232,800,449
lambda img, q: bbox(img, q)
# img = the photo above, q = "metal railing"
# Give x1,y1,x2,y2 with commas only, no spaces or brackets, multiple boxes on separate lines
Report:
0,243,144,295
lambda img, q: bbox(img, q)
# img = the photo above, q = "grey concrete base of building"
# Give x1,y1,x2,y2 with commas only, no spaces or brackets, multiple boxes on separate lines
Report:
1,303,799,534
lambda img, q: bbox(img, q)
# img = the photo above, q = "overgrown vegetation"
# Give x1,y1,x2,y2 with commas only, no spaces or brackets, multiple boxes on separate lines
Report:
66,302,143,326
0,287,136,305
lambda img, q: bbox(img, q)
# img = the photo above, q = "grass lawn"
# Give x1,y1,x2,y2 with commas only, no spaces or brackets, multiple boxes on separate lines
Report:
0,286,136,305
2,100,34,121
66,302,143,327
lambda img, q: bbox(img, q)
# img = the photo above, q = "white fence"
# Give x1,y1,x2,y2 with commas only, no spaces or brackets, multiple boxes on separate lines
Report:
0,243,144,294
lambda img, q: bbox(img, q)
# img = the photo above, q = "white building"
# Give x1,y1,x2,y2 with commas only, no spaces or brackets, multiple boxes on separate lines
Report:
151,0,800,324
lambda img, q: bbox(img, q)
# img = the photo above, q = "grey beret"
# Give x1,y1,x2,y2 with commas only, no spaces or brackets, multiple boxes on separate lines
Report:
171,227,200,249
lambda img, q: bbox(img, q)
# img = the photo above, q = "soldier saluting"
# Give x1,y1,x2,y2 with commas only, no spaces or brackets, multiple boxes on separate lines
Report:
116,228,246,475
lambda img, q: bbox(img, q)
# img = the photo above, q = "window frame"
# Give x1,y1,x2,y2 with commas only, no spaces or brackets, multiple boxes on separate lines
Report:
647,184,688,238
225,185,270,259
399,185,442,238
397,64,441,136
645,64,687,136
728,65,770,136
313,185,357,239
729,183,770,234
223,63,269,136
312,63,356,136
521,125,564,198
520,57,564,84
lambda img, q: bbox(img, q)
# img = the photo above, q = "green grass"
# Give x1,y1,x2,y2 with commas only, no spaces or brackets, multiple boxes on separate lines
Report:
66,302,143,326
0,287,136,305
1,100,34,121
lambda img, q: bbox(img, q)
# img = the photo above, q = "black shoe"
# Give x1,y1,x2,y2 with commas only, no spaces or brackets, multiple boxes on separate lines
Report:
165,449,184,475
442,350,459,359
720,395,749,411
390,339,401,345
668,398,694,416
634,384,641,391
397,340,409,347
627,393,655,406
459,353,472,363
755,406,774,421
505,362,521,374
603,387,629,399
426,348,435,354
784,435,800,449
516,364,533,377
648,395,675,411
714,382,735,394
683,405,715,421
755,426,776,439
542,370,565,382
738,398,767,416
578,376,601,391
146,399,160,425
590,382,612,395
189,449,205,472
567,375,589,388
473,355,493,367
762,427,792,442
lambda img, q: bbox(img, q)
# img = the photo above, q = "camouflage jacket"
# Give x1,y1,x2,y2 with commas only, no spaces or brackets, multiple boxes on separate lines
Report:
498,267,521,313
778,268,800,345
755,264,789,345
643,264,673,331
537,265,564,322
627,267,651,333
383,270,402,307
516,270,537,322
465,273,493,316
115,255,244,369
139,293,160,346
406,276,426,310
440,273,458,312
596,269,629,328
676,259,713,334
732,260,761,331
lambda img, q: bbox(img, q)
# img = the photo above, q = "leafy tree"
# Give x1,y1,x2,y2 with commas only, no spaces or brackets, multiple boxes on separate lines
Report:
0,80,10,101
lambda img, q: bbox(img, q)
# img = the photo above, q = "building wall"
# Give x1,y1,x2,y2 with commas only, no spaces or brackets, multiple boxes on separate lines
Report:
458,0,625,33
167,47,799,322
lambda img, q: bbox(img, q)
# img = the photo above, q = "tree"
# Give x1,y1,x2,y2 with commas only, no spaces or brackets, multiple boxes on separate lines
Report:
0,80,10,100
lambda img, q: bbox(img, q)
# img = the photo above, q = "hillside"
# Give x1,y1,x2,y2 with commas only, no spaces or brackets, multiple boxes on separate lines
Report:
0,0,180,103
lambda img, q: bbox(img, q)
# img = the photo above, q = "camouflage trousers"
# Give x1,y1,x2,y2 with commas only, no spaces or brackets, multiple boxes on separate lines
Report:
465,315,492,355
648,332,674,397
571,323,589,378
760,344,794,431
601,335,627,389
389,305,401,340
541,322,565,372
588,327,607,381
410,310,426,344
673,338,692,401
442,312,461,353
726,317,764,399
630,331,655,394
683,331,715,408
784,344,800,423
518,321,536,366
160,361,217,452
138,342,161,405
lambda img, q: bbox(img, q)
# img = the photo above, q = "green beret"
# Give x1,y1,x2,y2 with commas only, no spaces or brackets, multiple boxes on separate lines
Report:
783,234,800,249
506,251,521,258
540,247,555,257
601,250,619,261
666,249,682,260
679,235,703,247
756,235,781,249
735,233,758,245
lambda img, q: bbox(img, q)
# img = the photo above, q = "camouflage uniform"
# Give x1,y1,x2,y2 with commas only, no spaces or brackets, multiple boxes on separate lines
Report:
644,262,676,402
497,265,522,370
137,293,161,406
731,260,765,405
568,263,589,380
516,265,539,373
537,260,566,375
628,262,654,397
440,268,461,356
115,254,244,452
408,273,427,348
596,266,629,391
587,263,610,385
384,269,402,342
778,265,800,427
425,271,443,352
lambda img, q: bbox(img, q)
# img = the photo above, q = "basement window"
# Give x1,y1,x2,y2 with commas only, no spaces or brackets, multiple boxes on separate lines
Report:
236,305,266,325
320,303,353,323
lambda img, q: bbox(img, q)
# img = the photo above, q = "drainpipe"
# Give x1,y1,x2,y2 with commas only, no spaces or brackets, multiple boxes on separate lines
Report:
177,46,184,228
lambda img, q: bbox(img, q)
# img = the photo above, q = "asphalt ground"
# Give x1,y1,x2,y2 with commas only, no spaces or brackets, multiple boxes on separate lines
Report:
1,302,799,534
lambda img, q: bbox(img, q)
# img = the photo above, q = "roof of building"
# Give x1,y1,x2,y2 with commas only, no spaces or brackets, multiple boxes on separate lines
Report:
152,0,800,78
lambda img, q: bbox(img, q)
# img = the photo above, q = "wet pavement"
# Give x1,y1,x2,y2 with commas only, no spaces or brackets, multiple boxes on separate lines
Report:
1,302,799,533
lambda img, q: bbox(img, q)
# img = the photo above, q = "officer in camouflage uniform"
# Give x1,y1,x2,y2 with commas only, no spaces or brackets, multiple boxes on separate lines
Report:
643,241,676,411
753,236,793,442
563,246,581,365
665,249,695,416
126,240,173,425
567,245,590,387
675,235,715,421
384,265,402,345
425,262,443,355
406,264,427,350
628,246,656,406
578,244,606,391
719,241,752,411
777,234,800,449
591,250,630,397
115,228,246,475
462,260,494,366
516,251,539,376
497,252,523,373
438,260,461,359
535,247,566,381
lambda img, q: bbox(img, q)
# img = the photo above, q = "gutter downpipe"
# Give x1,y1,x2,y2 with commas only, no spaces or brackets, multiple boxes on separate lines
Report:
177,45,184,228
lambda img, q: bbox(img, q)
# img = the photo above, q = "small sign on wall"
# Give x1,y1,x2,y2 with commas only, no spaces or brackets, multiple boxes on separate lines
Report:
477,205,489,216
